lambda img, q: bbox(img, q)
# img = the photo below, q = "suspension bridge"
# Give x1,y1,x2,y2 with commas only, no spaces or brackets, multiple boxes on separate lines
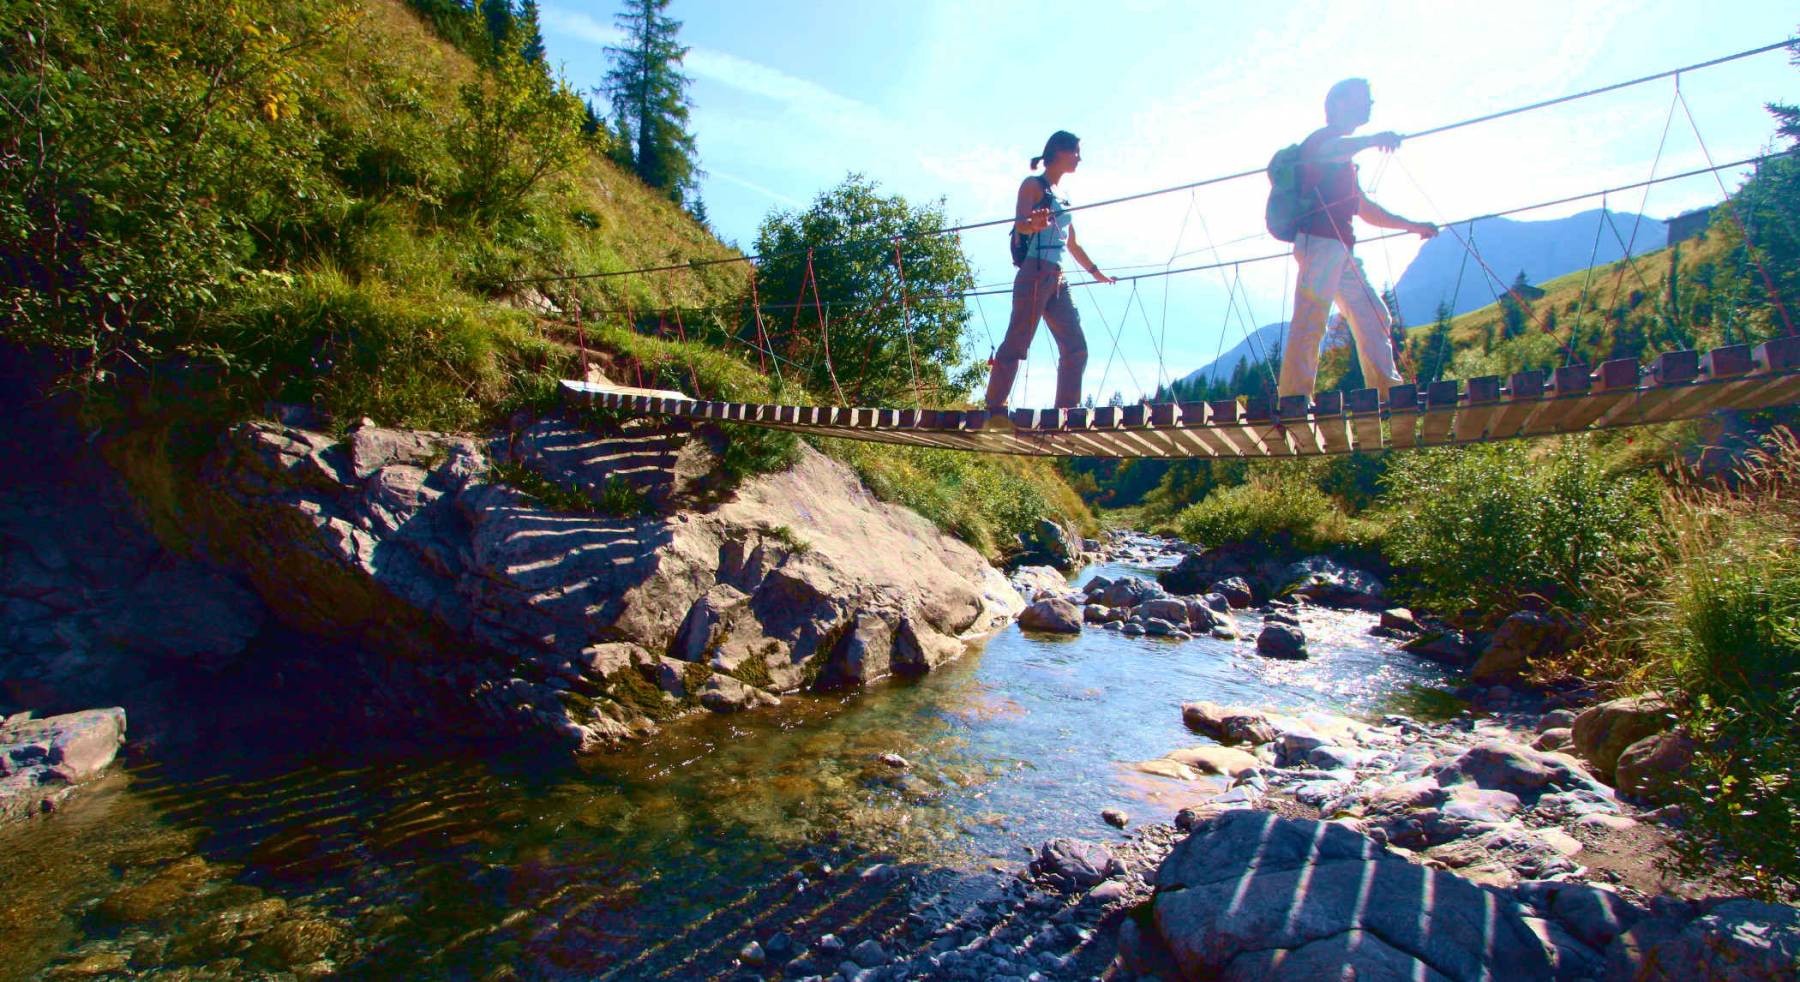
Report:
538,39,1800,458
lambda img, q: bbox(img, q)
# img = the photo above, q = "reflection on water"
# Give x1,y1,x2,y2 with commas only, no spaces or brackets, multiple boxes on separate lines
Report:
0,561,1453,980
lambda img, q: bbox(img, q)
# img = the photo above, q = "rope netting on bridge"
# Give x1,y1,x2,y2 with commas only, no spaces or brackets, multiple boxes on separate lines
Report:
523,38,1800,457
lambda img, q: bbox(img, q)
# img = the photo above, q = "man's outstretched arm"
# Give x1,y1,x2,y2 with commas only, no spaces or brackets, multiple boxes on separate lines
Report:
1358,196,1437,238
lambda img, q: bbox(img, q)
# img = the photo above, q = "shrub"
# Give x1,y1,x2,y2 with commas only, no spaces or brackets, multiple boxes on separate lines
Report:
1379,439,1655,616
1171,471,1358,555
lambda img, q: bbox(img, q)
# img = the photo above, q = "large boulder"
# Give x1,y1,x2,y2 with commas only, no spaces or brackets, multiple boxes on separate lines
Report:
1210,577,1254,608
1163,745,1261,779
1,708,127,821
1152,811,1554,981
1278,556,1387,610
1572,694,1674,780
1610,899,1800,981
1008,564,1069,600
1091,576,1161,610
1255,623,1308,660
1028,837,1124,892
1012,518,1086,572
1471,610,1575,685
1159,543,1268,596
1614,730,1696,805
1018,598,1082,634
1433,739,1610,803
1401,629,1477,668
1139,597,1189,624
1181,702,1278,746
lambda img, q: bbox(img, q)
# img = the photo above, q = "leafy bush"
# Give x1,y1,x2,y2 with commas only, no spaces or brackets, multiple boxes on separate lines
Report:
1171,470,1366,555
1379,439,1655,616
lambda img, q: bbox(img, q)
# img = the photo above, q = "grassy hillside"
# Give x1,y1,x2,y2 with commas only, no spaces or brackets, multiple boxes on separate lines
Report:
0,0,1088,556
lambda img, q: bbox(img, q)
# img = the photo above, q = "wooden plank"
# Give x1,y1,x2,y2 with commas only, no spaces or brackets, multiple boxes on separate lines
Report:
1167,402,1223,457
1723,372,1800,414
1312,391,1352,454
1452,376,1502,442
1345,388,1383,451
1517,364,1594,436
1278,395,1323,454
1755,336,1800,374
1489,371,1546,438
1419,381,1458,445
1386,384,1421,449
1238,396,1274,456
1056,406,1118,457
1200,400,1244,457
1570,359,1644,431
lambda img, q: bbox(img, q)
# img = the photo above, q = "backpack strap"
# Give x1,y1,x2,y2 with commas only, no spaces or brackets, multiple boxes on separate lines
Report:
1021,175,1058,260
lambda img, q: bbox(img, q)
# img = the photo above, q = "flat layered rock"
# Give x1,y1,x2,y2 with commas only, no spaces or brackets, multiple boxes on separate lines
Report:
1152,810,1553,980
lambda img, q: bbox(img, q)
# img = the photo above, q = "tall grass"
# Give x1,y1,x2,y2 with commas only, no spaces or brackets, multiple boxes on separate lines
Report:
822,439,1092,560
1570,428,1800,897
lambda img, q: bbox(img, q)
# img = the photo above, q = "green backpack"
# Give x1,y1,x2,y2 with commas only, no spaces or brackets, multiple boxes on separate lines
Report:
1264,143,1305,243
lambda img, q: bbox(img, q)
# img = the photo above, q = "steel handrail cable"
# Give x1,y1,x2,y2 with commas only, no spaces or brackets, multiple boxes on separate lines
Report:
501,38,1796,289
556,152,1783,317
1676,84,1797,335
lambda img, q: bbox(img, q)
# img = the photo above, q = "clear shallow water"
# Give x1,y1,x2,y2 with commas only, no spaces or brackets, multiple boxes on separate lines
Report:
0,560,1454,980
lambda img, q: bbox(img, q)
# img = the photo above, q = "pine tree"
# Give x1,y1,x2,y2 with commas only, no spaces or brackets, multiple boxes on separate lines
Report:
603,0,699,204
516,0,546,64
479,0,515,56
1417,302,1454,386
1500,271,1531,339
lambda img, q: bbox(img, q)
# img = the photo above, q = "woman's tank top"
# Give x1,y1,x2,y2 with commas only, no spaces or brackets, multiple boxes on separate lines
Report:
1027,181,1072,266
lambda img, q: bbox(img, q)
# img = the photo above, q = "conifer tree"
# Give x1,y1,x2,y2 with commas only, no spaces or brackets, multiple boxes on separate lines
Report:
479,0,514,55
516,0,546,64
603,0,699,204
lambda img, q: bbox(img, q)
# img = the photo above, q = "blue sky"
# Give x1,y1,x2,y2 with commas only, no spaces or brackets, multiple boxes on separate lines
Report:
540,1,1800,406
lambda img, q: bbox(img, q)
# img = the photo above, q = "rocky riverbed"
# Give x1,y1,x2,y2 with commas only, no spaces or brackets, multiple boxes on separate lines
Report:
3,358,1795,979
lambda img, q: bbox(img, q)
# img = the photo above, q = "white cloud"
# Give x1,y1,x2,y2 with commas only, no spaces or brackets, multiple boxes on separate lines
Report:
709,169,806,208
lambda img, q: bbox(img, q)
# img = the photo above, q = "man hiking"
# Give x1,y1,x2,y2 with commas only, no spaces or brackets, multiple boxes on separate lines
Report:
1278,77,1438,402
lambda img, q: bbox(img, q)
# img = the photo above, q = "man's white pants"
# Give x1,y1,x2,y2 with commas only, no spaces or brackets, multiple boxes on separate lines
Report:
1278,232,1402,399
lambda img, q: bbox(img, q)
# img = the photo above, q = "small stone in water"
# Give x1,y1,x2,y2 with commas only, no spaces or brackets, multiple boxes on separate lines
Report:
1102,808,1129,828
878,752,910,769
738,941,765,966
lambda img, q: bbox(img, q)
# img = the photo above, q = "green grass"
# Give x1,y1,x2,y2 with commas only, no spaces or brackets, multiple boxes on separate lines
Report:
819,438,1093,561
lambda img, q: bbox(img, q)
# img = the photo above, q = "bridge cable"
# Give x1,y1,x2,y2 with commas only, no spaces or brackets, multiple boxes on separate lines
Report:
501,38,1796,290
1676,84,1797,336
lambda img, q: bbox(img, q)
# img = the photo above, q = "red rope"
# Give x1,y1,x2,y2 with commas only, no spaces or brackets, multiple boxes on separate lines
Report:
671,306,701,395
572,297,590,380
624,299,644,389
893,240,922,406
746,270,769,376
806,249,846,405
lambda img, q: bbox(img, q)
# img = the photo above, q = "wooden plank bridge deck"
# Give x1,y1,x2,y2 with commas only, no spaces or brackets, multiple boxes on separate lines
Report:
562,339,1800,458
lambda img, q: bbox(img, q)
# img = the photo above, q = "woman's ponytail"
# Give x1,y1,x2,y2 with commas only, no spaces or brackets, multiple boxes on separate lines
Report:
1030,155,1045,169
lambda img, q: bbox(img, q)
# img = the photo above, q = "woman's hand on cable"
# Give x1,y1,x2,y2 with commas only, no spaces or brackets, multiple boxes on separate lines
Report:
1409,221,1439,240
1089,269,1117,285
1020,206,1053,233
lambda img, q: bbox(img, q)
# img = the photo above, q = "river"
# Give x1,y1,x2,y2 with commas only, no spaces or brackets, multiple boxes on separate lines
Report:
0,556,1456,980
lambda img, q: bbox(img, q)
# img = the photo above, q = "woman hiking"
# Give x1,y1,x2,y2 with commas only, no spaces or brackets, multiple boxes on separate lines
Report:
982,130,1115,422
